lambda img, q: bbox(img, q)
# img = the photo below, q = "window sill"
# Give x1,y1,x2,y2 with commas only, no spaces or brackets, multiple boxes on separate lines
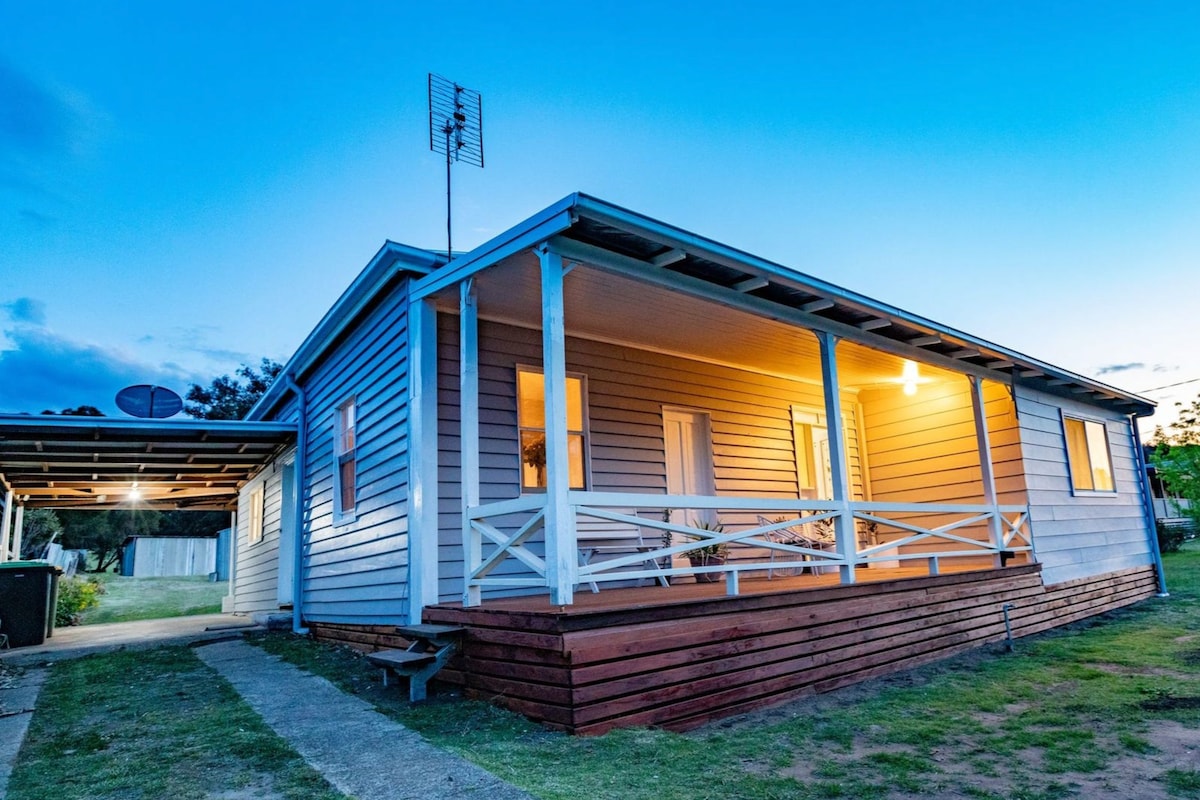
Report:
1070,489,1118,498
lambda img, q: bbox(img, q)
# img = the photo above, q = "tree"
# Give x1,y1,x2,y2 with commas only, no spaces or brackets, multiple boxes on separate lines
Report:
1150,394,1200,529
18,508,63,560
41,405,104,416
58,509,161,572
184,359,283,420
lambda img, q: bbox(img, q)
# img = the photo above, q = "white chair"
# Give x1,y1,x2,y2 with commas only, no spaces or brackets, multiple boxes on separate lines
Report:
757,515,837,579
576,510,671,593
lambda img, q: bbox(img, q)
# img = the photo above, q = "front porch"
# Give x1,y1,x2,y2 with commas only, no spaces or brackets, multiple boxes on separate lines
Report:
416,562,1158,734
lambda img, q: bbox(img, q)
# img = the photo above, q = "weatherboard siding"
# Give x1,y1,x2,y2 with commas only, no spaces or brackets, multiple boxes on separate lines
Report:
233,459,287,613
859,378,1026,558
295,277,413,624
1014,385,1153,584
435,315,867,602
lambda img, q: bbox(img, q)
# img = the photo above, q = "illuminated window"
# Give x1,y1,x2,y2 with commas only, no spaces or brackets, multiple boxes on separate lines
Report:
334,397,357,521
248,484,265,545
1063,416,1115,493
517,367,587,490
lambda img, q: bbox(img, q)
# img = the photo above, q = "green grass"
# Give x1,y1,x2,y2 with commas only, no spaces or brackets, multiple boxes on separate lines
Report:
256,542,1200,800
78,574,228,624
7,646,345,800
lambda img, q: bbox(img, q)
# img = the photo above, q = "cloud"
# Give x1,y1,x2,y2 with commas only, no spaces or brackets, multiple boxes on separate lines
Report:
3,297,47,325
18,208,56,226
1152,364,1179,374
1096,362,1145,375
0,326,200,415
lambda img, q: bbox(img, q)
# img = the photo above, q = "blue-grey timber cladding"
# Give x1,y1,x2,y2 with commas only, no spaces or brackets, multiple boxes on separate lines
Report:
1014,385,1152,585
233,452,290,613
298,278,412,624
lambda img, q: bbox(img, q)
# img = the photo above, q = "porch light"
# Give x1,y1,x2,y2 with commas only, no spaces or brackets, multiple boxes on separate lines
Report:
128,481,142,501
902,360,920,396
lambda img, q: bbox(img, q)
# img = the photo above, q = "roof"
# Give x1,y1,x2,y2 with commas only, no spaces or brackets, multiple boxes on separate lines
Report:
255,192,1156,418
0,415,296,510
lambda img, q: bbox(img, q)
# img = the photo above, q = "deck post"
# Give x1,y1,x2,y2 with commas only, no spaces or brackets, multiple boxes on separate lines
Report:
969,375,1005,565
539,244,576,605
460,278,482,607
817,331,856,584
408,297,442,620
0,489,12,562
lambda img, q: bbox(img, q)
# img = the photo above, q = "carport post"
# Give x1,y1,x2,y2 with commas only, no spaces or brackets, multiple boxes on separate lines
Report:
0,488,12,562
11,504,24,561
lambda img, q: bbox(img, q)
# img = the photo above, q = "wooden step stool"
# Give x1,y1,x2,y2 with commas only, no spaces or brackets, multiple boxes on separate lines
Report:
365,624,464,702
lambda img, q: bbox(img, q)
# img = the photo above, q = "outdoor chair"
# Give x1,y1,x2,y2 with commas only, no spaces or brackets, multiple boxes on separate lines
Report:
757,515,837,579
576,509,671,593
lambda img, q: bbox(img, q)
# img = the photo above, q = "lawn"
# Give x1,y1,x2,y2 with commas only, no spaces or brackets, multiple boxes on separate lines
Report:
257,543,1200,800
6,646,345,800
77,574,228,625
12,546,1199,799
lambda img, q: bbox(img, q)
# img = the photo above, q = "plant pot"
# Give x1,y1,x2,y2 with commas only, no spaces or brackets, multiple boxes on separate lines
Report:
689,555,725,582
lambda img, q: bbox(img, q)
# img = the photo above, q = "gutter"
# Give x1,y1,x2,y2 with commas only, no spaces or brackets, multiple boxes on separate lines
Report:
283,373,310,634
1130,416,1168,596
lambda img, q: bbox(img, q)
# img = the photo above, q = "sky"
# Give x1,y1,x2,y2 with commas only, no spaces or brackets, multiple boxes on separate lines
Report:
1,2,1199,436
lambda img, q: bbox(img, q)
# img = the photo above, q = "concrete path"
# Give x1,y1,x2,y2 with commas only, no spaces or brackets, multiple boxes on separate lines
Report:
0,667,46,797
196,639,534,800
0,613,260,665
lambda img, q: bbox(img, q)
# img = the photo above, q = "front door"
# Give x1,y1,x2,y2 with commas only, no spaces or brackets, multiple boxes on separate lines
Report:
663,408,716,567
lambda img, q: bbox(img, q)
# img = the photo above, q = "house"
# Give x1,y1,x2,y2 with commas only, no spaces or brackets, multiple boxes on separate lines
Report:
218,193,1164,731
1,192,1159,729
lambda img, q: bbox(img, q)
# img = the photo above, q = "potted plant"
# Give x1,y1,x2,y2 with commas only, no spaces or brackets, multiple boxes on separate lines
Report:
682,519,728,582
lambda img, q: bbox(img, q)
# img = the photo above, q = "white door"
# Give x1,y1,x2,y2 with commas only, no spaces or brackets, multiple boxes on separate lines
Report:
663,409,716,566
277,461,296,606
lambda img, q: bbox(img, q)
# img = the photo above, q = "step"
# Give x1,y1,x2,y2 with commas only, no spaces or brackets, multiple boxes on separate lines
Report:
365,650,436,670
395,623,465,640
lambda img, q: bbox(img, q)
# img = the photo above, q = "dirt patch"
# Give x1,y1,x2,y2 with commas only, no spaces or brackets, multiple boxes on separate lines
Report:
1091,661,1194,679
206,776,287,800
1177,648,1200,666
1139,694,1200,711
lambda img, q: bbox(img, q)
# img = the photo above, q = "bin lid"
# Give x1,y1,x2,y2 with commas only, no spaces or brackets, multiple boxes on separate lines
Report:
0,560,62,573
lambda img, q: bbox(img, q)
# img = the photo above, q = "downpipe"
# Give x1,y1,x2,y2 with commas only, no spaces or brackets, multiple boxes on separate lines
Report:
1002,603,1016,652
283,372,309,635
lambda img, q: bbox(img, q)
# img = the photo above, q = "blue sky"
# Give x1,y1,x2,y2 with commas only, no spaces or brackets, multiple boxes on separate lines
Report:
1,2,1198,434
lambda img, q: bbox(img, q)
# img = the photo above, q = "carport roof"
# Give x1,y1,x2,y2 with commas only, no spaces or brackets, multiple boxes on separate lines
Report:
0,415,296,510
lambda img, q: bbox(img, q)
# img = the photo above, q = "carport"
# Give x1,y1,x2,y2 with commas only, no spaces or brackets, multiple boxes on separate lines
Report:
0,414,296,560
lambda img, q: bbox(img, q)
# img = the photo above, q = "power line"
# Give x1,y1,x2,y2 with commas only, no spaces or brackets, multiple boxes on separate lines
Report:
1138,377,1200,394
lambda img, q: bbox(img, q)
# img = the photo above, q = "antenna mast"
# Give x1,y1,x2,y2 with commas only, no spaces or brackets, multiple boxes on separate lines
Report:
428,74,484,262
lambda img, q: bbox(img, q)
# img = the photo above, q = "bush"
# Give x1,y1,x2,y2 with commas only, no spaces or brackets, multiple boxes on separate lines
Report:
1157,521,1188,554
55,576,104,627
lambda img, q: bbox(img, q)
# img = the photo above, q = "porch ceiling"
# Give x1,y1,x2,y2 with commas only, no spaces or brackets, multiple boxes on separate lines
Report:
0,415,296,510
444,254,984,392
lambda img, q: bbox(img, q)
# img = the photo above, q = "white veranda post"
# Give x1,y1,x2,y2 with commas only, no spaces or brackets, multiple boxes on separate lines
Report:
817,331,857,584
969,375,1006,563
408,297,441,622
460,278,482,606
539,244,577,605
0,489,12,562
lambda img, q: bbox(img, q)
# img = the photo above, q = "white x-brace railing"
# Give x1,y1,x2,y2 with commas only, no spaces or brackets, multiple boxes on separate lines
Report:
463,491,1034,604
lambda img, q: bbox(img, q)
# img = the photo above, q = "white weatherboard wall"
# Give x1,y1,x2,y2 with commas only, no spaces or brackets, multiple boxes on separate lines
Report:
292,277,413,625
232,449,292,613
1015,385,1153,584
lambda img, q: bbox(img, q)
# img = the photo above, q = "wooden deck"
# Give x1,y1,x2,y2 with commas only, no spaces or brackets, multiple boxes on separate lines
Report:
311,563,1160,735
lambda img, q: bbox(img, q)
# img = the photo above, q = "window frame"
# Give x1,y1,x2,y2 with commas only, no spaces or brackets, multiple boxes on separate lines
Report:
515,364,590,492
247,483,265,546
1061,412,1117,496
333,396,358,524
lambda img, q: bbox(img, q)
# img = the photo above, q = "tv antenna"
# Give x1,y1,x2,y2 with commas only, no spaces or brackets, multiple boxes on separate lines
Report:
428,73,484,262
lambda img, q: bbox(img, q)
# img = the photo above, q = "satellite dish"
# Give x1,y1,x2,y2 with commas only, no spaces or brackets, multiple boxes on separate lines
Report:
115,384,183,419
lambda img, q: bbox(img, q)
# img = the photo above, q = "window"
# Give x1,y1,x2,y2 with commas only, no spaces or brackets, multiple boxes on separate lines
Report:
334,397,357,521
248,484,265,545
517,367,587,490
1063,415,1115,493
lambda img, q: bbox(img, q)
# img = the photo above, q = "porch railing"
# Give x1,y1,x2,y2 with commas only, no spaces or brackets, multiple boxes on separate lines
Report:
464,491,1034,605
